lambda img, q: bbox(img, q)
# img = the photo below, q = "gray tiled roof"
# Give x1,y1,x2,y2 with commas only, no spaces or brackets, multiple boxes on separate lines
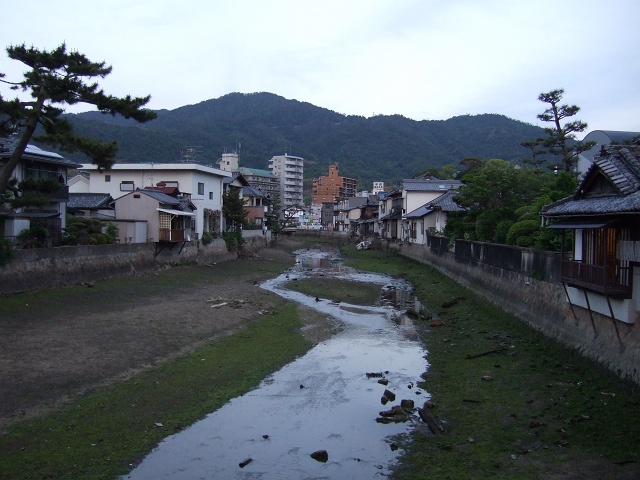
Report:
404,191,464,218
542,143,640,217
68,193,113,209
138,189,181,205
402,179,462,191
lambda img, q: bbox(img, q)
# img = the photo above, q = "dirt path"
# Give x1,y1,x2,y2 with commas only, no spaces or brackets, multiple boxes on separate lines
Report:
0,240,332,430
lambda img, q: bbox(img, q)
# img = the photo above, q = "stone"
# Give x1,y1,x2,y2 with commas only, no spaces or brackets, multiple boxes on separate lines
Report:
310,450,329,462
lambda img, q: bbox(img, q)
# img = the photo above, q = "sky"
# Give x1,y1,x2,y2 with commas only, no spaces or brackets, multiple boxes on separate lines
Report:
1,0,639,138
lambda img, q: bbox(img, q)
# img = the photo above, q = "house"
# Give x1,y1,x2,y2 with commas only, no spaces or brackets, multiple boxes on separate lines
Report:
541,141,640,324
378,189,403,240
403,190,464,244
349,195,379,238
0,138,80,246
67,193,115,219
113,188,196,245
79,162,230,239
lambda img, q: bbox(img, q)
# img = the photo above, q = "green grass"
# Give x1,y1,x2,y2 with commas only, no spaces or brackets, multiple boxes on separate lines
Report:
0,303,311,480
340,245,640,479
284,277,381,305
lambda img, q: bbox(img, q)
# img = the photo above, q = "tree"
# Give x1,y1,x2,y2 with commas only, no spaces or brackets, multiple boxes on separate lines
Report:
0,43,157,194
536,88,594,172
222,188,247,251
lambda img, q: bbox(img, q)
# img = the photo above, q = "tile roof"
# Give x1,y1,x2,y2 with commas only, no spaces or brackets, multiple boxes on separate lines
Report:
404,191,464,218
0,137,82,168
138,189,181,205
542,143,640,217
402,178,462,191
68,193,113,209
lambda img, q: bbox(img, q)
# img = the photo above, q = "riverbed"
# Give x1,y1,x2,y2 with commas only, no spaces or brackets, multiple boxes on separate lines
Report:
122,246,430,479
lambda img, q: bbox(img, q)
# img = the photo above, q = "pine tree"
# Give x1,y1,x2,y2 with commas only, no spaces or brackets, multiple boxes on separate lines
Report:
0,43,157,193
536,89,594,173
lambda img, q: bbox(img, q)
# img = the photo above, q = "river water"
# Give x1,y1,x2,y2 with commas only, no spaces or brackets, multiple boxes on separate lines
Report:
122,246,430,479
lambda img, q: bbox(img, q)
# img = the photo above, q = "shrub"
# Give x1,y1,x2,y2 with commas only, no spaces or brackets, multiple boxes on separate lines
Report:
17,223,49,248
223,231,243,252
201,231,213,245
0,238,14,266
506,219,540,246
62,218,118,246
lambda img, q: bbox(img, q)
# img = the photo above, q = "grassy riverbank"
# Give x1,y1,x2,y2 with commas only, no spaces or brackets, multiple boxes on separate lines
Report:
340,245,640,480
2,238,639,479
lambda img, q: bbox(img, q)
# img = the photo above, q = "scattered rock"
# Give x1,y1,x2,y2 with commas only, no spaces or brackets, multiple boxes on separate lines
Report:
299,384,305,389
239,458,253,468
429,319,444,327
366,372,385,378
381,396,389,405
390,443,399,451
310,450,329,463
262,434,269,439
383,389,396,402
377,378,389,386
400,399,415,410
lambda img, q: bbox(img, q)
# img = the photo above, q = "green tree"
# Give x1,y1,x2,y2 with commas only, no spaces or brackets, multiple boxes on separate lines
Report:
451,159,556,243
222,188,247,251
536,88,594,173
0,43,157,195
61,217,118,245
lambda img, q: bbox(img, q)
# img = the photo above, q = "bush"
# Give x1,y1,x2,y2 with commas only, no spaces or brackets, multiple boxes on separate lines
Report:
223,231,243,252
0,238,14,266
62,218,118,246
201,231,213,245
17,223,49,248
506,219,540,246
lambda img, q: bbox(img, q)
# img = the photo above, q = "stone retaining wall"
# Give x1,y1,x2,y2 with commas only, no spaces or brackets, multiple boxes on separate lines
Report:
0,235,267,296
397,241,640,385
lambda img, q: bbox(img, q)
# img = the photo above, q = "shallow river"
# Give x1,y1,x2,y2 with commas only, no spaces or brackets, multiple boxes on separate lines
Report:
122,246,430,479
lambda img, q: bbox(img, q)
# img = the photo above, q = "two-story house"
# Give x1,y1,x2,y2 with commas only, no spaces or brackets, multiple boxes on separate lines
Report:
541,141,640,325
1,139,80,246
400,177,462,243
79,163,230,240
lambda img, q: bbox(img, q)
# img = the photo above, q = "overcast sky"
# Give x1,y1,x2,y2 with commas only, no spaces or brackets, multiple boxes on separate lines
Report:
1,0,639,138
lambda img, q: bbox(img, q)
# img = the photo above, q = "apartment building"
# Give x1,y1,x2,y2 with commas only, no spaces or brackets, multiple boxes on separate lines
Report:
311,164,357,205
268,153,304,209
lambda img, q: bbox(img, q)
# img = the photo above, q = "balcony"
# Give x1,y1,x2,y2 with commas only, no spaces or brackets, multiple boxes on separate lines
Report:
561,259,632,298
159,228,185,242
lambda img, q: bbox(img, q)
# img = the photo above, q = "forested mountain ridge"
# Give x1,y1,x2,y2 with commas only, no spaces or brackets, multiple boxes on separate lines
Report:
65,92,546,187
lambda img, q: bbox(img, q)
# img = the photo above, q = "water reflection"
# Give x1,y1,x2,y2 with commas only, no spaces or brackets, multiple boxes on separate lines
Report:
122,247,429,480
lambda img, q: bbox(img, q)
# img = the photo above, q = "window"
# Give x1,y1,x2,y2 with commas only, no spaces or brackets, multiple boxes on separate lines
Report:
209,192,213,200
120,181,135,191
198,182,204,195
105,175,111,182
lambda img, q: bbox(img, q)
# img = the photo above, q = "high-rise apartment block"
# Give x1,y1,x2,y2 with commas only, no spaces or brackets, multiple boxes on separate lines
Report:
312,164,357,205
268,153,304,208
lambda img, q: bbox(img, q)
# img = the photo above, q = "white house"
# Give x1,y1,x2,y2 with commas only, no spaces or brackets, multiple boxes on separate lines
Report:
79,163,230,239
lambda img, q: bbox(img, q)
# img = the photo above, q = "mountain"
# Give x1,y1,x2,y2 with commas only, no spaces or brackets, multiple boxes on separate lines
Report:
64,92,545,189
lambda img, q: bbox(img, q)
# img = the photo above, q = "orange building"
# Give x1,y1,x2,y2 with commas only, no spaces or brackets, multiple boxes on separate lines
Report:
312,164,357,205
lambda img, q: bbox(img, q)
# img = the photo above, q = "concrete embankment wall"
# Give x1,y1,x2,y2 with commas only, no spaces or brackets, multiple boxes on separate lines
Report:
0,234,267,296
396,241,640,385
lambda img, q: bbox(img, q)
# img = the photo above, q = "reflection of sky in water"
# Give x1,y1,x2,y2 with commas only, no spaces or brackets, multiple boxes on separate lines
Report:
122,248,429,480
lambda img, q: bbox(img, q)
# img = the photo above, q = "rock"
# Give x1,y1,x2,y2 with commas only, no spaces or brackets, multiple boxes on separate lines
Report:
239,458,253,468
383,389,396,402
310,450,329,462
390,443,399,451
366,372,384,378
481,375,493,381
429,319,444,327
381,396,388,405
400,399,415,410
377,378,389,386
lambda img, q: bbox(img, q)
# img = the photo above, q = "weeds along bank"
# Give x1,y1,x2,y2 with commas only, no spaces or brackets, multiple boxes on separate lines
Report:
395,240,640,385
0,235,267,295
